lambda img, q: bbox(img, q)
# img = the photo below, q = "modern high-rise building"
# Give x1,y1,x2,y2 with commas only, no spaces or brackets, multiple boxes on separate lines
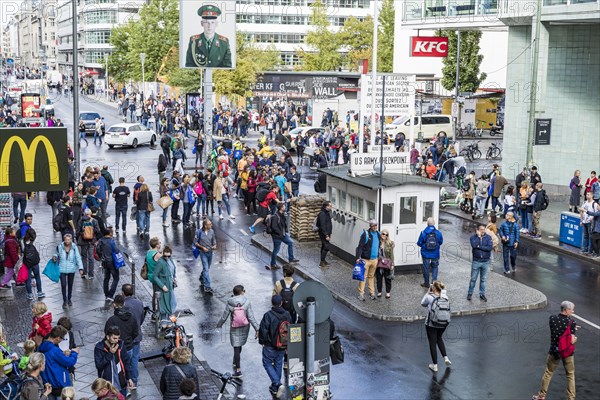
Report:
236,0,373,68
56,0,143,76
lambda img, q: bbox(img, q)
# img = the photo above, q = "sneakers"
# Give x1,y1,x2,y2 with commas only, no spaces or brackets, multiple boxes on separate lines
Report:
105,297,114,302
385,293,391,299
37,292,45,298
62,302,68,309
115,229,120,234
229,214,236,219
219,215,224,220
467,294,472,301
289,259,300,264
377,292,382,298
276,384,286,398
86,275,94,280
82,274,88,279
319,261,328,268
162,222,170,227
204,287,214,294
531,395,545,400
27,293,35,300
232,371,243,378
428,363,438,372
444,356,452,366
358,294,365,301
420,283,429,288
480,294,488,302
249,226,256,234
68,300,73,307
370,294,377,300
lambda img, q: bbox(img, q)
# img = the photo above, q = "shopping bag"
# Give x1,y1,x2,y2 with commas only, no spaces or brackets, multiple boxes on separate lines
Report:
110,242,126,270
158,195,173,209
43,259,60,283
192,245,200,259
352,260,365,281
16,264,29,285
130,205,137,221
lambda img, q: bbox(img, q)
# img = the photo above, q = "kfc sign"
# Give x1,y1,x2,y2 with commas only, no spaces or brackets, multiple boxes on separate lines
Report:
410,36,449,57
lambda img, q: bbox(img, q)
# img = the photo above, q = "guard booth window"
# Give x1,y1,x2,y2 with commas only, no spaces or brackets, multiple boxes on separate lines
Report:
382,203,394,224
399,196,417,224
423,201,434,222
366,201,376,220
330,187,338,207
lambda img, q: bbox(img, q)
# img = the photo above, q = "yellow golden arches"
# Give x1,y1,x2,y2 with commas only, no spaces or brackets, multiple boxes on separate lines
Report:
0,136,60,186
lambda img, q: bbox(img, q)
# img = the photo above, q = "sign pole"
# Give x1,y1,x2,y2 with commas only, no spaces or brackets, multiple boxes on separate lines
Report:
526,0,543,168
370,1,379,140
379,76,385,187
204,69,213,156
305,297,316,398
72,0,80,180
452,30,461,142
358,76,366,153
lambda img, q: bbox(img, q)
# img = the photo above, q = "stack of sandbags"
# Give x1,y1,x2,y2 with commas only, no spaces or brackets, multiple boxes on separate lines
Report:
290,194,327,241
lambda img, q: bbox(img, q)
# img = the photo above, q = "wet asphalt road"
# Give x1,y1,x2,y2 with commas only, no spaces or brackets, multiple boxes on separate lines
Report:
49,95,600,399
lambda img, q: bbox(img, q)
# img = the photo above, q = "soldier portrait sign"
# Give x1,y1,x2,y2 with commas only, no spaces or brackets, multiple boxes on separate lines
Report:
179,0,236,69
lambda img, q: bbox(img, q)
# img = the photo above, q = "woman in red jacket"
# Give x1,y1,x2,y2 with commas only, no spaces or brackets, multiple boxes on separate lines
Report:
0,227,20,288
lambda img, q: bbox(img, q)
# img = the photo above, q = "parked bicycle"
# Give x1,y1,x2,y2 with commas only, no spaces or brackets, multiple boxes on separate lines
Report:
486,142,503,160
211,369,242,400
459,141,482,161
160,312,195,361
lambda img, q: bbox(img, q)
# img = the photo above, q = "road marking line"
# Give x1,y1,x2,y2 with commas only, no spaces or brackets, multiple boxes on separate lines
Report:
573,313,600,330
240,229,248,236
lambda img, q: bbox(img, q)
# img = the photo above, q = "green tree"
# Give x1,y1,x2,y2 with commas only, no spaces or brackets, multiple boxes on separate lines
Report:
297,1,342,71
107,20,134,83
339,16,373,71
377,0,395,73
440,31,487,93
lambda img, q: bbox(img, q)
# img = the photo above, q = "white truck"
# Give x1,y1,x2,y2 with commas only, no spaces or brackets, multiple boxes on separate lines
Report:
46,71,63,89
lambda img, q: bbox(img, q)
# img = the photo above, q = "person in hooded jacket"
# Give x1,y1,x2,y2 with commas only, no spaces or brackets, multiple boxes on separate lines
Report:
159,347,199,400
416,218,444,289
103,295,140,360
122,284,144,388
317,201,333,267
216,285,259,378
39,326,79,398
77,208,101,280
258,295,291,397
23,228,44,300
94,326,133,398
421,281,451,373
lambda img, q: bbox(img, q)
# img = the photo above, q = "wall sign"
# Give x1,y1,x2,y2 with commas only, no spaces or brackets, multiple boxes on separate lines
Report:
410,36,449,57
350,152,411,174
534,118,551,145
363,74,416,116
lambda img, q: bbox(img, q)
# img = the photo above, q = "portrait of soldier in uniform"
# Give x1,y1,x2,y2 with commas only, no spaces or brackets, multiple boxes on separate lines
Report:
185,5,232,68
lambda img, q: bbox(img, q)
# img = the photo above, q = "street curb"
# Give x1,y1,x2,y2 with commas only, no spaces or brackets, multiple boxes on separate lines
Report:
250,236,548,322
441,210,599,265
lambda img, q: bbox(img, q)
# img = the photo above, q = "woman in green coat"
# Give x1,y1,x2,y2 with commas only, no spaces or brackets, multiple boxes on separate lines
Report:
376,228,395,299
152,246,176,321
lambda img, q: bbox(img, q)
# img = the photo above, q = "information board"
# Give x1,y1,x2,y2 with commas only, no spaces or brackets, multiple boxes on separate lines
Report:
363,74,416,117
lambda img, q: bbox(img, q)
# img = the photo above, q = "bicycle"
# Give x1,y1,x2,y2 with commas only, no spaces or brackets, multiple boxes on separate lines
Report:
159,311,195,361
459,141,482,162
486,142,502,160
211,369,242,400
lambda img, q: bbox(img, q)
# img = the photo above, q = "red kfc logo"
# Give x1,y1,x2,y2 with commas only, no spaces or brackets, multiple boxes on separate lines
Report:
410,36,449,57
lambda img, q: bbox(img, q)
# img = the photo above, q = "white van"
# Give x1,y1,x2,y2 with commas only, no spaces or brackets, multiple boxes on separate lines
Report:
385,115,453,141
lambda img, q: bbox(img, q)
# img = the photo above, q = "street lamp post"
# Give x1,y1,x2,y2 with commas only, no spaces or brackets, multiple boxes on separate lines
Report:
139,52,146,101
105,54,109,101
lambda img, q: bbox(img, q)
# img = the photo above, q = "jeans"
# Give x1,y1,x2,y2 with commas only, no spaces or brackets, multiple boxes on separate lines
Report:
183,202,193,224
502,244,517,272
94,131,103,144
421,258,439,286
538,354,575,400
79,131,88,145
476,196,486,216
425,325,447,365
199,251,213,288
195,194,207,215
581,223,592,253
25,264,42,295
137,210,150,233
218,194,232,216
491,196,501,212
467,260,489,296
520,209,529,230
128,343,141,385
262,346,285,389
115,206,127,230
271,234,295,267
59,272,75,302
80,242,95,277
162,207,169,223
12,196,27,222
329,148,337,165
171,199,180,220
103,263,120,298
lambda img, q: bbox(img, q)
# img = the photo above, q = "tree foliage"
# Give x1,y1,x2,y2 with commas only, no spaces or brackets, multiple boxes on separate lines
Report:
440,31,487,93
377,0,395,73
297,1,343,71
339,16,373,71
107,19,134,83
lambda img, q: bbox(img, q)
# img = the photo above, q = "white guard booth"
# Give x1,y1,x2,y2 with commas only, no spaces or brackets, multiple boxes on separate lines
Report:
318,152,443,272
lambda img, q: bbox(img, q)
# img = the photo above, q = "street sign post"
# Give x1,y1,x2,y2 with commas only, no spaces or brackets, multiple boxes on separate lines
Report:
534,118,551,145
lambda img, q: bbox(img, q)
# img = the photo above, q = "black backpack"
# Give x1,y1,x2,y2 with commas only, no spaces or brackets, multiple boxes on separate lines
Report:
52,205,67,232
265,214,274,234
425,229,438,251
257,188,270,203
280,279,297,313
540,190,550,211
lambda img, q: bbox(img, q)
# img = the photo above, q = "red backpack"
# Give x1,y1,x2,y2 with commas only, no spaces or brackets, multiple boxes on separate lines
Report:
557,325,575,359
275,319,290,350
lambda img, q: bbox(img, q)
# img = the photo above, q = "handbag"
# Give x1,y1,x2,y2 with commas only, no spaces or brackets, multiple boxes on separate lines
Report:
330,336,345,365
158,195,173,209
352,260,365,281
147,202,155,212
130,205,137,221
377,247,392,269
16,264,29,284
192,230,202,259
43,259,60,283
110,242,126,270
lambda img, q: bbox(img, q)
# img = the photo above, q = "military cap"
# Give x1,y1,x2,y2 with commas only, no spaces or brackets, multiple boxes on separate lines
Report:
198,5,221,19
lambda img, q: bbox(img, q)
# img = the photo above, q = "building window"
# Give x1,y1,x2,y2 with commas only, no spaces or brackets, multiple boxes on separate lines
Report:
382,203,394,225
329,187,337,207
85,30,111,44
83,10,117,24
423,201,434,222
366,201,375,221
339,191,347,210
350,195,363,217
399,196,417,225
85,50,109,64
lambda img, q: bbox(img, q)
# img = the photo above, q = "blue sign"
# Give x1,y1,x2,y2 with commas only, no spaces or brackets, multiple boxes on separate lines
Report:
7,58,14,64
559,212,582,248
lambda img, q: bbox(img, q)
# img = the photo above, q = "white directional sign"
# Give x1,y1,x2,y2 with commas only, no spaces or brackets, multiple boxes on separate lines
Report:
363,74,416,117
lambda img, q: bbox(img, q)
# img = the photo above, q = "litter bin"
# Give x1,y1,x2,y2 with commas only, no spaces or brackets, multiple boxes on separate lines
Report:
559,212,582,248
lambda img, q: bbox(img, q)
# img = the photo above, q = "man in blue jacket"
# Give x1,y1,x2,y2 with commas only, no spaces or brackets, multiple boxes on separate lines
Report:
499,211,520,273
416,217,444,289
467,224,494,302
355,220,381,301
39,326,79,397
94,325,133,397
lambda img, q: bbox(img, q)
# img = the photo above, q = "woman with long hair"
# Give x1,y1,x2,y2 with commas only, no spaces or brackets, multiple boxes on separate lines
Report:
376,229,395,299
92,378,125,400
246,170,258,215
20,352,53,400
135,183,153,237
421,281,451,372
159,178,171,227
52,234,84,309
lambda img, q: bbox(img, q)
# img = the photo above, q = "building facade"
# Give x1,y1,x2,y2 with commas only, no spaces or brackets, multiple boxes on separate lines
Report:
396,0,600,187
10,0,58,69
56,0,143,75
236,0,373,68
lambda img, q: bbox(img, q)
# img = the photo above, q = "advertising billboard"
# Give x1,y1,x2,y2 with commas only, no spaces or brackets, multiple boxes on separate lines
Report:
0,128,68,192
21,93,41,118
179,0,236,69
410,36,449,57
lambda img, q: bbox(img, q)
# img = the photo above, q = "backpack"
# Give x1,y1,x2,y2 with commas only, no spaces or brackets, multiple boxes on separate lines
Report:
81,219,94,241
193,181,204,196
425,229,438,251
280,279,297,314
557,324,575,359
231,303,249,328
256,188,269,203
94,240,105,262
219,162,229,177
275,318,290,350
23,244,40,268
311,216,319,232
569,179,576,191
52,207,66,232
540,190,550,211
265,214,274,235
140,260,149,280
0,375,27,400
429,296,451,327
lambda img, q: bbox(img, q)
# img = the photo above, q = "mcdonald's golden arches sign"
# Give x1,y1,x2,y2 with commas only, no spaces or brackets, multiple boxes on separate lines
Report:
0,128,68,192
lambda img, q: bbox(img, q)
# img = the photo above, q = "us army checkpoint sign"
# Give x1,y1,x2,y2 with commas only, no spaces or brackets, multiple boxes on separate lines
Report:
0,128,69,192
179,0,237,69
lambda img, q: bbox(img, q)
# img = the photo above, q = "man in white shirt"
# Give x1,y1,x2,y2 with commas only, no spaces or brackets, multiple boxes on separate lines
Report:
580,191,596,254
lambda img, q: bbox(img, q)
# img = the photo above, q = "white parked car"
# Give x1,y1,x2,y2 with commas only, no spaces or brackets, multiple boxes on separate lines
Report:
288,126,326,149
105,123,157,149
385,114,452,141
